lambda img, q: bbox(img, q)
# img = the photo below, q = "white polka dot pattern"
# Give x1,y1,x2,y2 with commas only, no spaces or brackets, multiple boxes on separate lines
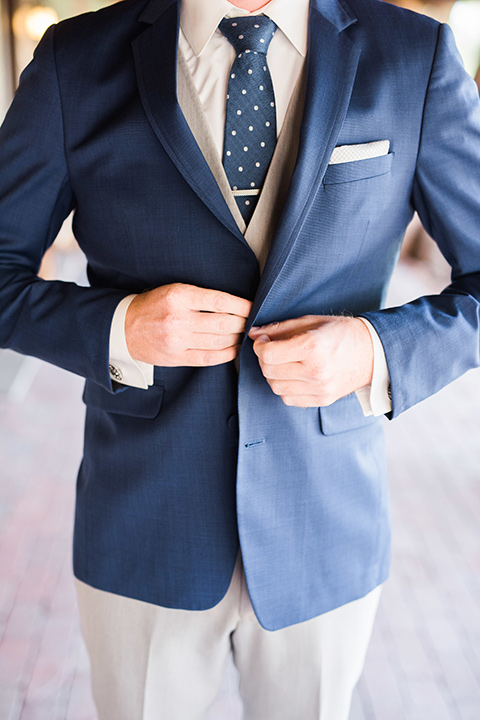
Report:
219,16,277,223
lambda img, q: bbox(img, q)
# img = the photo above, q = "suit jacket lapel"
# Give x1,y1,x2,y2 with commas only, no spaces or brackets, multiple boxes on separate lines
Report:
132,0,245,243
176,49,247,235
249,0,360,325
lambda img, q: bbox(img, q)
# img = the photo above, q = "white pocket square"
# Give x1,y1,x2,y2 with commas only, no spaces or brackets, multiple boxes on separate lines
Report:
329,140,390,165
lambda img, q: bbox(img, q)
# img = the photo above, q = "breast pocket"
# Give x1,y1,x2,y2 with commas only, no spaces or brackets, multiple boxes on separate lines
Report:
323,152,394,185
82,380,164,418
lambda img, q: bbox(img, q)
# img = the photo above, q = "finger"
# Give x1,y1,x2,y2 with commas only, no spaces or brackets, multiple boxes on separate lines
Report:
257,361,308,381
181,345,241,367
180,285,252,318
190,311,248,335
250,316,320,338
280,395,329,408
265,379,318,397
252,333,309,365
186,333,244,351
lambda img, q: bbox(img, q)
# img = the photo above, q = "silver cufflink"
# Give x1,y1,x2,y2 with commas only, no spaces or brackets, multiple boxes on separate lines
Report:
109,364,123,382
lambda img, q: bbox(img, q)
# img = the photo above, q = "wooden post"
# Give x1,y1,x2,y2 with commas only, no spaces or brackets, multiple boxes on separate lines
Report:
5,0,17,91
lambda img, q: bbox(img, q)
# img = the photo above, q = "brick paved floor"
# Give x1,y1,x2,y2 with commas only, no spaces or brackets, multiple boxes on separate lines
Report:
1,260,480,720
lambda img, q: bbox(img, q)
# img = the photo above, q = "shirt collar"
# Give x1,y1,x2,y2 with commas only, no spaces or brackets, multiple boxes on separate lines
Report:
180,0,309,58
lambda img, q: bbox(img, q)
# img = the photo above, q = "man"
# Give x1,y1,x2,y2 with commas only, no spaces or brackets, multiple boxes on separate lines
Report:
1,0,479,718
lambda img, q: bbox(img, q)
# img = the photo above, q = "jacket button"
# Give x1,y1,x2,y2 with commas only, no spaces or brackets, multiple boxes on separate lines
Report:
227,414,238,431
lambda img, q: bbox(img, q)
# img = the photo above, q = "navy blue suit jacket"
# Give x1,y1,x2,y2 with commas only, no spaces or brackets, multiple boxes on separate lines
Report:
1,0,480,630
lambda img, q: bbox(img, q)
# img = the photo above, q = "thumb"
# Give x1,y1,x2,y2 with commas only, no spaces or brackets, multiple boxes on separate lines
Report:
252,334,271,356
253,333,270,345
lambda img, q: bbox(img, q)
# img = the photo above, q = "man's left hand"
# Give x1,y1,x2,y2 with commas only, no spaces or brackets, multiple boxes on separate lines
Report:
249,316,374,407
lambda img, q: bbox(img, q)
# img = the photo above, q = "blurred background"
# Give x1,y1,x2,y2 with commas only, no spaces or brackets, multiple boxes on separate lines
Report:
0,1,479,719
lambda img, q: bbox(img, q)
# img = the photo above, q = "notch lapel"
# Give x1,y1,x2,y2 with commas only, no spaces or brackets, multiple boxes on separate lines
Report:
132,0,245,243
249,0,360,325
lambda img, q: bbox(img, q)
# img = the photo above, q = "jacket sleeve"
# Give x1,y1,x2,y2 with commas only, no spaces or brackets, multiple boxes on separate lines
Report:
0,25,129,391
361,23,480,419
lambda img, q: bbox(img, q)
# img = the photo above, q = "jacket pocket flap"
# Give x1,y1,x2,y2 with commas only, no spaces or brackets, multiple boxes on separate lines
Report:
323,152,394,185
319,393,379,435
82,380,164,418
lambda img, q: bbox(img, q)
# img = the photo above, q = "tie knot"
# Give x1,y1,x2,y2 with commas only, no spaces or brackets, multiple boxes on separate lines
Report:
219,15,277,56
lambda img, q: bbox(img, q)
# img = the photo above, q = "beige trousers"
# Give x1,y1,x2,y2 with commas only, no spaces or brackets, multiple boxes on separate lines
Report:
75,557,381,720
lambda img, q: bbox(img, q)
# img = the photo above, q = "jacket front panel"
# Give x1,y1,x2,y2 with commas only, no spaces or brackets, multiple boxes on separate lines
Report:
1,0,480,628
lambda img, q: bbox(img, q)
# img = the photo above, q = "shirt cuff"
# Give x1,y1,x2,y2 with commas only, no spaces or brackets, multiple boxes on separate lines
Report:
354,317,392,417
109,295,154,389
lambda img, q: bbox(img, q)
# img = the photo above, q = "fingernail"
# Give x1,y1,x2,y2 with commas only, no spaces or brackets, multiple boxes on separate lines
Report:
256,334,270,343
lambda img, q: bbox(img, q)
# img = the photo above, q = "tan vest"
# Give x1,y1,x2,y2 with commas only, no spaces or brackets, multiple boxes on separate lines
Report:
177,51,306,272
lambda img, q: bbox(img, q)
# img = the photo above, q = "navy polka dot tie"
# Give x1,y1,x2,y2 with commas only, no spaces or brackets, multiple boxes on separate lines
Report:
219,16,278,224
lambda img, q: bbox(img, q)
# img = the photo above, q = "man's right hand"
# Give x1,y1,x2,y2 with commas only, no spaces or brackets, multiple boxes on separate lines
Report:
125,283,252,367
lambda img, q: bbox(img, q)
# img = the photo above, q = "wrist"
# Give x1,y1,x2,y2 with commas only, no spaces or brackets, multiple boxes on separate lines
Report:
125,293,148,362
352,317,374,387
